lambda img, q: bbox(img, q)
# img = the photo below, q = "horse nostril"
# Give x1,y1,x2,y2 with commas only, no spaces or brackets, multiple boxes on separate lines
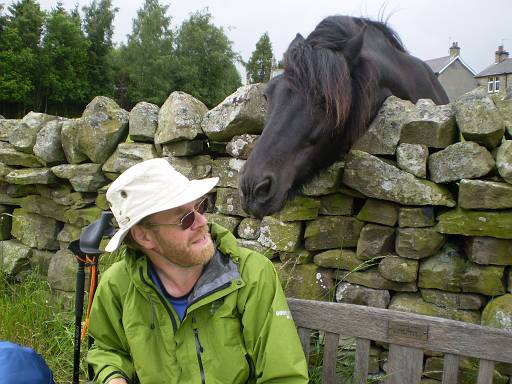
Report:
254,177,273,201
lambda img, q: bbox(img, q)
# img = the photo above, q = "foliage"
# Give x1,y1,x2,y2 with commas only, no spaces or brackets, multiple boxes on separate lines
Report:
246,32,274,84
174,10,241,108
0,0,44,108
0,0,243,117
0,269,86,383
82,0,118,98
114,0,174,107
307,332,386,384
40,4,90,105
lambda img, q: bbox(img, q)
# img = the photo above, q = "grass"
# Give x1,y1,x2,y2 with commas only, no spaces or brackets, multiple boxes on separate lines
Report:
0,269,87,383
307,332,387,384
0,247,124,384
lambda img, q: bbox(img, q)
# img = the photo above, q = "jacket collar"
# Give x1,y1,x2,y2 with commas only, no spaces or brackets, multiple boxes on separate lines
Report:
125,223,242,300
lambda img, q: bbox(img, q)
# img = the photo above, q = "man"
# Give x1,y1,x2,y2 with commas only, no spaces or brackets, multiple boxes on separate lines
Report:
87,158,309,384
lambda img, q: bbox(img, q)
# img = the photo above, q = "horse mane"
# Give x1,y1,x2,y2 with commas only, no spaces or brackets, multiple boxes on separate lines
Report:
283,16,403,151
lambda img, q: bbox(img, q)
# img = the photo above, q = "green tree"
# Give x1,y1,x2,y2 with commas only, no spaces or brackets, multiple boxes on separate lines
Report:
82,0,118,99
40,4,90,110
0,0,45,113
174,10,241,108
115,0,173,106
245,32,274,84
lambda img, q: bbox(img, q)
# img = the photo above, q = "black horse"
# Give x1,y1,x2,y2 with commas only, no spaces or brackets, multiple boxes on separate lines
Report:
239,15,448,218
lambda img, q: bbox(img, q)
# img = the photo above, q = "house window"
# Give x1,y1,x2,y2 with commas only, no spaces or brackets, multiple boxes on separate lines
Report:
488,76,500,93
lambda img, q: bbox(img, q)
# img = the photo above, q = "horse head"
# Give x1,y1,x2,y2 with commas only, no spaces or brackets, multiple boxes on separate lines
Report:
240,22,372,218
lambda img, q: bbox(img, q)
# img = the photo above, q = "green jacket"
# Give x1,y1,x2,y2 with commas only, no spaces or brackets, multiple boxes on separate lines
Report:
87,223,309,384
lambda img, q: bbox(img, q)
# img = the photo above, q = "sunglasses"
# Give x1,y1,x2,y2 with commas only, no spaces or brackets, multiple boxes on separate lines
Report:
145,197,209,231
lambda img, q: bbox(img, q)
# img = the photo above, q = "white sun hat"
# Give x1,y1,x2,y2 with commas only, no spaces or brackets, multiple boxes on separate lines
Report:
105,158,219,252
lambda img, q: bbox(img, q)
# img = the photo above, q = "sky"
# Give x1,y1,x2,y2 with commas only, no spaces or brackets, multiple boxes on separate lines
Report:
8,0,512,74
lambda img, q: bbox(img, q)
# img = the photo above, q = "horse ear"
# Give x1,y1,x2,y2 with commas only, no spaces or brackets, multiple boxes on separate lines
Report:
289,33,306,48
343,25,366,68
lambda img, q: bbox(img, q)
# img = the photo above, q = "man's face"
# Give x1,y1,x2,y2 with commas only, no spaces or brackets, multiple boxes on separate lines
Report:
143,197,215,268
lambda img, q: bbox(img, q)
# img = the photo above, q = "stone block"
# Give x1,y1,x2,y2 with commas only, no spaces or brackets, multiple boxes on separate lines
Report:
336,282,390,308
275,262,333,300
335,267,417,292
271,196,320,222
400,99,457,148
129,101,159,142
202,84,266,142
356,224,395,260
226,134,259,159
47,249,77,292
257,216,301,252
464,236,512,265
319,194,354,216
78,96,129,163
237,218,261,240
304,216,364,250
398,207,435,228
436,207,512,239
396,143,428,178
6,168,58,185
314,249,370,271
428,141,495,183
102,143,157,174
156,91,207,144
161,140,206,157
352,96,414,155
211,157,245,188
454,87,506,149
396,227,446,259
420,288,485,310
11,208,60,250
0,239,32,276
356,198,399,226
205,213,241,234
215,187,248,217
378,255,418,282
389,293,480,324
343,150,455,206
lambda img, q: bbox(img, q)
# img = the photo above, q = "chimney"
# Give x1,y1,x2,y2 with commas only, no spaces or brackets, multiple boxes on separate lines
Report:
449,42,460,58
495,45,509,63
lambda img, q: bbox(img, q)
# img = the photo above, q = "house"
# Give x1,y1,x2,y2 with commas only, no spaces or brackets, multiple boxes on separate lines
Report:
475,45,512,94
424,42,478,101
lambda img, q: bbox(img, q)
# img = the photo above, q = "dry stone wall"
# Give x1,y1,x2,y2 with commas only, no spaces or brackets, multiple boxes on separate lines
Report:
1,85,512,378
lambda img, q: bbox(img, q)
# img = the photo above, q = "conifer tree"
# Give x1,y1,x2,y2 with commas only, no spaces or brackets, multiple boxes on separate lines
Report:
246,32,274,84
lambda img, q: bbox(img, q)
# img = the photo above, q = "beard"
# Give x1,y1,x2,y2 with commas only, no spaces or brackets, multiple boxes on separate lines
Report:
154,228,215,268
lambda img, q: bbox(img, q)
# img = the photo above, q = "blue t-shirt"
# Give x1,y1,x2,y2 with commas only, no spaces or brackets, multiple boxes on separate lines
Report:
148,264,189,321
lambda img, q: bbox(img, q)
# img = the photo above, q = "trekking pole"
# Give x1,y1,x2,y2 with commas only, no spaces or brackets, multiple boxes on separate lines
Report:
69,211,115,384
69,239,85,384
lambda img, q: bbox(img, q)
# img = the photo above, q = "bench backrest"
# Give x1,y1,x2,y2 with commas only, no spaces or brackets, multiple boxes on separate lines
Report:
287,298,512,384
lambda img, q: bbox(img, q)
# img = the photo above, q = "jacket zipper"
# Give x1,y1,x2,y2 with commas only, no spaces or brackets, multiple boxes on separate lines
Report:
139,267,177,333
187,281,233,308
192,315,206,384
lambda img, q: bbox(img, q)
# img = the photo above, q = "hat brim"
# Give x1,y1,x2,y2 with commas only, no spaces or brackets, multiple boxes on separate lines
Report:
105,176,219,252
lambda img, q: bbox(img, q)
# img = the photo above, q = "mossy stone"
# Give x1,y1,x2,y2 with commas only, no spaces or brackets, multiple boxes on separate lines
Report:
257,216,301,252
305,216,364,250
389,293,480,323
356,198,399,226
275,262,333,300
436,207,512,239
482,294,512,330
271,196,320,222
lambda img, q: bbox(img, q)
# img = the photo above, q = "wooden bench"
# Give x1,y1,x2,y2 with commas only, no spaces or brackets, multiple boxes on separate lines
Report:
288,298,512,384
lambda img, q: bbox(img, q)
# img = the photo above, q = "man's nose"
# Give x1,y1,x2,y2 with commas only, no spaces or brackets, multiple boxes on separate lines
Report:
191,210,208,229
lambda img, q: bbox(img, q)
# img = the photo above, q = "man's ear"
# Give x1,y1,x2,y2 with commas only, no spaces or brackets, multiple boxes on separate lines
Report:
130,225,155,250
